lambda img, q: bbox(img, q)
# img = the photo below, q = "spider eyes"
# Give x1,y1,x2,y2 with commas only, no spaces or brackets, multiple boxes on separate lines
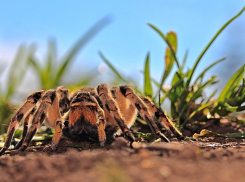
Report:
76,93,90,98
75,93,90,99
59,90,68,94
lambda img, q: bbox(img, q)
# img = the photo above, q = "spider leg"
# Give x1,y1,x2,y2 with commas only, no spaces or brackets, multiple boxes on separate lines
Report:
140,96,184,140
51,110,70,150
56,86,70,115
0,91,44,156
97,84,135,143
15,108,36,149
119,85,170,142
51,118,63,150
19,90,60,151
90,95,106,146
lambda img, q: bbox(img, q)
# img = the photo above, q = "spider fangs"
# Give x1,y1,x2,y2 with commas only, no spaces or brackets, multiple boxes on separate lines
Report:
0,84,184,155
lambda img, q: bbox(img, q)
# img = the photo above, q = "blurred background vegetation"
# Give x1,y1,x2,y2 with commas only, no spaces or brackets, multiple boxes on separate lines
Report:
0,17,111,134
101,7,245,133
0,5,245,136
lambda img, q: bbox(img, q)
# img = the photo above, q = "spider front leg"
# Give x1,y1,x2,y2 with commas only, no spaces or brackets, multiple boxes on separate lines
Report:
91,96,106,146
119,85,170,142
51,118,63,150
15,108,36,149
51,110,70,150
140,96,184,141
19,90,60,151
0,91,44,156
97,84,135,143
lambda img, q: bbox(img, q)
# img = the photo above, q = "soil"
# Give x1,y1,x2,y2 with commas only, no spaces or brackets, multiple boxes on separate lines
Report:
1,120,245,182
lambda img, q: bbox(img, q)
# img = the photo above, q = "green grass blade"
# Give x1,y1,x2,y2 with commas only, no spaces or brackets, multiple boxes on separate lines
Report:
140,70,162,90
147,23,180,69
53,16,112,86
45,39,57,86
160,74,186,104
236,79,245,105
155,31,177,98
180,50,188,72
206,89,217,104
29,55,46,88
6,45,26,98
182,101,215,126
0,65,6,77
217,64,245,103
223,103,245,112
144,53,153,97
28,55,41,76
186,6,245,87
100,52,143,95
161,71,189,105
178,76,217,125
193,57,226,85
194,129,245,139
233,66,245,89
132,131,156,141
99,52,128,84
140,70,169,96
171,70,184,86
28,43,56,89
151,77,161,89
192,76,217,101
6,44,31,98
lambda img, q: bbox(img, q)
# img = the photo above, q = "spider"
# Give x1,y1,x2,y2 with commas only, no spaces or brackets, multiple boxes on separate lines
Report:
0,84,183,155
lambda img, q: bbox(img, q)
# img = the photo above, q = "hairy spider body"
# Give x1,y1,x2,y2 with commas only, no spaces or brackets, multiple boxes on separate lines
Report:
0,84,183,155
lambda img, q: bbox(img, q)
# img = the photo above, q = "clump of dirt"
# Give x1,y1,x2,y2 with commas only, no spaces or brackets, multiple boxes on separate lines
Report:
1,120,245,182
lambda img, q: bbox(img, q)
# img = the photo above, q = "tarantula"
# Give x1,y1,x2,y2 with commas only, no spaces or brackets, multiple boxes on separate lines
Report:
0,84,183,155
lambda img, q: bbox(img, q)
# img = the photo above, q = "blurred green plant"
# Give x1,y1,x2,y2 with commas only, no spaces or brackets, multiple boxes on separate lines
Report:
193,129,245,139
100,7,245,132
29,16,111,91
0,17,111,135
212,66,245,116
0,45,33,134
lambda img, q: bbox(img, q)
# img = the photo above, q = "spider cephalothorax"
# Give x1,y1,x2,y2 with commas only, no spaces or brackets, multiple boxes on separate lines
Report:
0,84,183,155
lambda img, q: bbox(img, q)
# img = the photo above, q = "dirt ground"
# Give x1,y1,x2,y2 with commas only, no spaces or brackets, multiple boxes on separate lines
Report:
1,121,245,182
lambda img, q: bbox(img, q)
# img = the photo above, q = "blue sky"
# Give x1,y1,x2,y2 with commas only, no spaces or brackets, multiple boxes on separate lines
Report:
0,1,245,94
